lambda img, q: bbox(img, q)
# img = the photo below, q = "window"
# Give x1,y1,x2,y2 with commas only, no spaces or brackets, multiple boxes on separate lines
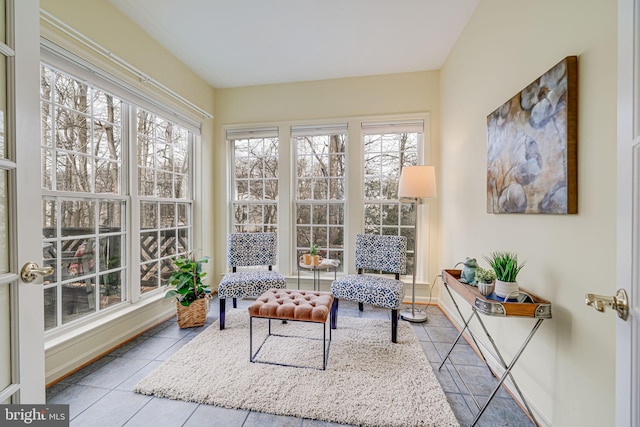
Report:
137,110,193,294
137,110,190,199
362,121,424,275
228,128,279,233
41,65,127,329
293,125,347,270
226,116,428,280
40,63,195,331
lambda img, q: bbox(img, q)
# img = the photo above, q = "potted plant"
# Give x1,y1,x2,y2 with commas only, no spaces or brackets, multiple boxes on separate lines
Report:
309,243,323,266
474,266,496,296
483,251,525,298
165,253,211,328
309,243,319,256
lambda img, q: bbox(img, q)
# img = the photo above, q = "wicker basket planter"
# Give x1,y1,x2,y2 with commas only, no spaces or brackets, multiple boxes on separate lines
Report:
176,297,209,328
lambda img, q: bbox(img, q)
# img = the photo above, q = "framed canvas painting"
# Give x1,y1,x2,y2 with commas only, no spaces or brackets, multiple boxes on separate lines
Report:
486,56,578,214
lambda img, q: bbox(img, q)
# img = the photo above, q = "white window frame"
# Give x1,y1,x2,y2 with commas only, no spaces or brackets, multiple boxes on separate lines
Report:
40,56,200,337
135,108,195,296
225,114,431,283
362,119,425,276
227,127,279,234
40,63,130,331
293,124,348,271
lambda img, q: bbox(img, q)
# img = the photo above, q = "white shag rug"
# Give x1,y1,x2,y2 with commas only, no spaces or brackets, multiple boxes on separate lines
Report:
134,309,459,427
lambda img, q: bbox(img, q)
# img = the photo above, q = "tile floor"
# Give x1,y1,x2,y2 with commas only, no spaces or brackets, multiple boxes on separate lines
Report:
47,297,535,427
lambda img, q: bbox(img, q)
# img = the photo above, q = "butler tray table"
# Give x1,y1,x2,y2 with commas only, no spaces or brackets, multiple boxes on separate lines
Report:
439,269,552,426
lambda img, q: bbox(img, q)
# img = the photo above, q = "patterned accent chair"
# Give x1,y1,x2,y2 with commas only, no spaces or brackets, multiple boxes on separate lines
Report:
330,234,407,343
218,232,286,329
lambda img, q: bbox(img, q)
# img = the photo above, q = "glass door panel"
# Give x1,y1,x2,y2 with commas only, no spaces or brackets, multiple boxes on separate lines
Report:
3,0,45,403
0,37,5,160
0,0,10,401
0,0,5,44
0,169,7,273
0,283,10,393
0,148,9,398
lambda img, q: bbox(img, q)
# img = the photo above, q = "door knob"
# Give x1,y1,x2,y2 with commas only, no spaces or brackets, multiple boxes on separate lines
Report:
20,262,54,283
585,289,629,320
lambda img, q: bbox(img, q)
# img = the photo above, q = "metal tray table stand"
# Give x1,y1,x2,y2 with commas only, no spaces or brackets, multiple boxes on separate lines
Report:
439,269,552,426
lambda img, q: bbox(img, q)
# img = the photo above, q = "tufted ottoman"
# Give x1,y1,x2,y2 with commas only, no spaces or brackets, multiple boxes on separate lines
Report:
247,289,334,370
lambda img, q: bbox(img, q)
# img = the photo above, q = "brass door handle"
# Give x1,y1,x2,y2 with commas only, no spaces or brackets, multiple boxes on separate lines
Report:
585,289,629,320
20,262,54,283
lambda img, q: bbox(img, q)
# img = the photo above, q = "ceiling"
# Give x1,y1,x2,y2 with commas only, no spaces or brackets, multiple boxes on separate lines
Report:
108,0,479,89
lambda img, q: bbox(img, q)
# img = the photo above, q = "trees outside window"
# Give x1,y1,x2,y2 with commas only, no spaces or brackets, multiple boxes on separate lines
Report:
229,129,279,233
363,123,423,276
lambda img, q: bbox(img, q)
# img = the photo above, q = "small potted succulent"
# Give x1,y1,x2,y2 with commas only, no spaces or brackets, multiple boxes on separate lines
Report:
474,266,496,296
165,253,211,328
309,243,323,266
483,251,525,298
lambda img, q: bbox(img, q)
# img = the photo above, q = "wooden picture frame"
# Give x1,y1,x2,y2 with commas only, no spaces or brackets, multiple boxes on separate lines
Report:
487,56,578,214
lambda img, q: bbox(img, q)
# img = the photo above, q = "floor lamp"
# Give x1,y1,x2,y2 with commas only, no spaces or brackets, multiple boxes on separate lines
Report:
398,165,437,323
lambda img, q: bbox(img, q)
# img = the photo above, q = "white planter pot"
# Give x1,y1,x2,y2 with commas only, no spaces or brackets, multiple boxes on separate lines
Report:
494,280,518,298
478,282,494,296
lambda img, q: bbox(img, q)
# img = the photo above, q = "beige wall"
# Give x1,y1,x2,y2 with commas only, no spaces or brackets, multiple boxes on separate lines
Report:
216,72,438,123
213,72,441,283
40,0,215,118
38,2,620,424
39,0,216,383
439,0,617,425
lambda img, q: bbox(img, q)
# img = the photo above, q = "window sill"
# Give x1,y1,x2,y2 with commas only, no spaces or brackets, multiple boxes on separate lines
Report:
45,292,170,352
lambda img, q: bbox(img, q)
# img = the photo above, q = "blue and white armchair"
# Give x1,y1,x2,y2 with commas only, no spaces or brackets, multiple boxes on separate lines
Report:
330,234,407,342
218,232,286,329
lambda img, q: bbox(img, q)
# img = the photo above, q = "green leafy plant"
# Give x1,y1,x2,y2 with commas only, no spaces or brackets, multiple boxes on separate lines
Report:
309,243,320,256
483,251,525,282
474,266,496,284
164,253,210,306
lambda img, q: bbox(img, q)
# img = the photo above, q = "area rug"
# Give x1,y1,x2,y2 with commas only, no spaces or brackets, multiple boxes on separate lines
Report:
134,309,459,427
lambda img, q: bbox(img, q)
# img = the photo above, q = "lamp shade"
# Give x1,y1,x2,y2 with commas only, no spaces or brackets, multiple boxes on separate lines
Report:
398,165,437,198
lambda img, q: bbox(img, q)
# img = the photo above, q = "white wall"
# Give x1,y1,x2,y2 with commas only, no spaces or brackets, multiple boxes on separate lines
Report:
439,0,617,425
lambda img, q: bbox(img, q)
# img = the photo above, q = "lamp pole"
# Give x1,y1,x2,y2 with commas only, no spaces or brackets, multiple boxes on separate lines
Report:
400,197,428,322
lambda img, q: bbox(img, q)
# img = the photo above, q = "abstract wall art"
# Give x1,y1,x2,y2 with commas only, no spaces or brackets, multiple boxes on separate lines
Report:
486,56,578,214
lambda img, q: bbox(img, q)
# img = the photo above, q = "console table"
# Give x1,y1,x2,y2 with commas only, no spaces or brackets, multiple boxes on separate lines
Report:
439,269,551,426
297,261,338,291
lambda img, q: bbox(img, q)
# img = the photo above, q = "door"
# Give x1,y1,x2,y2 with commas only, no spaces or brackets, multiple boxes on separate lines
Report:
0,0,46,404
617,0,639,426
